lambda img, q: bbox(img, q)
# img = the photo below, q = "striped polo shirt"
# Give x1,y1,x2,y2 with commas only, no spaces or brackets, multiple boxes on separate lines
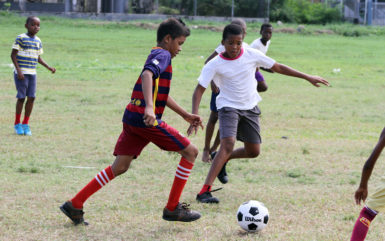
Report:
123,47,172,127
12,33,43,75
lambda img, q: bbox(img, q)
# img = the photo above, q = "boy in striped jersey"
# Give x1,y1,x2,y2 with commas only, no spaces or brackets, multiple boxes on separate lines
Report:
60,18,202,225
11,16,56,136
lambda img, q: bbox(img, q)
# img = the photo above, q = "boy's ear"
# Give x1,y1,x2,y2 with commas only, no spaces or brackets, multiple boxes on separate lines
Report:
221,39,225,45
164,34,172,44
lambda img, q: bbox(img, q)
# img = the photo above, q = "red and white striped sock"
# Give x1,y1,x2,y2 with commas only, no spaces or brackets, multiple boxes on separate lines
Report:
71,166,115,209
166,157,193,211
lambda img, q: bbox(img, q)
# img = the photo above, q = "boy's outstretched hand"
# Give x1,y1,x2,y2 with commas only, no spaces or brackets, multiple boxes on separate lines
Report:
49,66,56,74
354,186,368,205
306,75,330,87
185,114,204,136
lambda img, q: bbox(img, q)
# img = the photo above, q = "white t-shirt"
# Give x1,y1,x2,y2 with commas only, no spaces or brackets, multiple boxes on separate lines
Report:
250,38,270,55
198,47,276,110
214,42,249,54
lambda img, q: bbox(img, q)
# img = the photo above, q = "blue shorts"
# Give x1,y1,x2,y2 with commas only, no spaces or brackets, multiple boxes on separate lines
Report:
210,91,219,112
14,73,37,98
255,71,265,82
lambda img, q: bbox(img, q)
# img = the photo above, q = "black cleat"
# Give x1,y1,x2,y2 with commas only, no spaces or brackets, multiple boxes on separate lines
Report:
196,188,222,203
60,201,88,225
211,151,228,184
162,202,201,222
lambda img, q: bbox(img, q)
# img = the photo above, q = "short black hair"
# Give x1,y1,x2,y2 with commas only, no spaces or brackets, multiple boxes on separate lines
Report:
222,24,243,41
260,23,272,32
26,16,38,24
157,18,190,43
231,18,246,28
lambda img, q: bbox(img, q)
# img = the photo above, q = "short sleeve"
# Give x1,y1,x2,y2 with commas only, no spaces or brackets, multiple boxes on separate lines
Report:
198,62,217,88
38,41,43,55
12,36,21,51
251,48,275,69
143,52,171,79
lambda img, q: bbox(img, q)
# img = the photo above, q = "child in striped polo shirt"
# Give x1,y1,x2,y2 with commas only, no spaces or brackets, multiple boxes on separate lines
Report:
11,16,56,136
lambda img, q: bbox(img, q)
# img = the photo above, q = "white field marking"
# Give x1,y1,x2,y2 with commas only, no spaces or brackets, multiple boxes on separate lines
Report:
62,166,96,169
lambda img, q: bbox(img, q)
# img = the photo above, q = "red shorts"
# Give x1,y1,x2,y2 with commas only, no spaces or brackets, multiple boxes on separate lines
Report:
113,122,190,158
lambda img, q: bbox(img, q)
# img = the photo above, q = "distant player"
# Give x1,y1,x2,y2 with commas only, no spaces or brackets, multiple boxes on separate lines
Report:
250,23,273,92
11,16,56,136
60,18,202,225
350,127,385,241
191,24,329,203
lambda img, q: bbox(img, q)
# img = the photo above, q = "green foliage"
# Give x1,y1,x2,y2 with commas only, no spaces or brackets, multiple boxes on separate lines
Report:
271,0,342,24
157,5,180,15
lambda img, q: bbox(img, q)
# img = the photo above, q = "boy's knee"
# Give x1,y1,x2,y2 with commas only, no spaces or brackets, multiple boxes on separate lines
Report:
181,144,198,163
27,97,35,102
188,144,199,159
17,98,25,103
247,148,260,158
112,164,129,176
221,140,235,154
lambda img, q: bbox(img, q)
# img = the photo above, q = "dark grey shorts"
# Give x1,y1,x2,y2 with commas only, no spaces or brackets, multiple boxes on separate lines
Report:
218,106,261,144
14,73,37,98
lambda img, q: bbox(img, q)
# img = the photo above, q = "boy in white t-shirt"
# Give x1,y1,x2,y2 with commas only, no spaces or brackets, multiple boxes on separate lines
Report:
201,19,268,166
250,23,272,55
190,24,329,203
250,23,273,90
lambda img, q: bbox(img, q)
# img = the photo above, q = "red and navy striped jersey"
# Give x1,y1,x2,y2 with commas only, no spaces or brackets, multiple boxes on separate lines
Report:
123,47,172,127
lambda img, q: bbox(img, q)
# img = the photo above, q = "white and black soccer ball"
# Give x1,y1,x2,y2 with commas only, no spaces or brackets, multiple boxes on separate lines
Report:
237,200,269,232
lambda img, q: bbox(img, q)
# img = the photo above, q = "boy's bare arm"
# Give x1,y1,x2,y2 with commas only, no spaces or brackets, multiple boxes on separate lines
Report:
141,70,156,126
192,84,206,115
271,63,329,87
166,95,189,119
355,127,385,205
38,56,56,73
11,49,24,80
187,84,206,135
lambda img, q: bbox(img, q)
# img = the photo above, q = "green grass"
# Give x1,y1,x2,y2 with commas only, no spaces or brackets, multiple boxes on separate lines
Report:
0,13,385,240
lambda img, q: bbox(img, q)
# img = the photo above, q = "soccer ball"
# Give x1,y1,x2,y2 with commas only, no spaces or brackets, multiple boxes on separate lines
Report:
237,200,269,232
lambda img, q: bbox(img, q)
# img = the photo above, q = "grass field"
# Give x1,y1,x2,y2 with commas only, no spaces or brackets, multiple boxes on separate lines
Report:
0,13,384,240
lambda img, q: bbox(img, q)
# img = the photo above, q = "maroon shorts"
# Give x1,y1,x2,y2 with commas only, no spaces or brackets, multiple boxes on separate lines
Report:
113,122,190,158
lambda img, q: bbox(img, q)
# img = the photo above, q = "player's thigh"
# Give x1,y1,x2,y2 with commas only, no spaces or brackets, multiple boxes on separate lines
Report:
14,73,27,98
146,122,191,152
113,123,150,158
218,107,240,140
237,106,261,144
25,74,37,98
